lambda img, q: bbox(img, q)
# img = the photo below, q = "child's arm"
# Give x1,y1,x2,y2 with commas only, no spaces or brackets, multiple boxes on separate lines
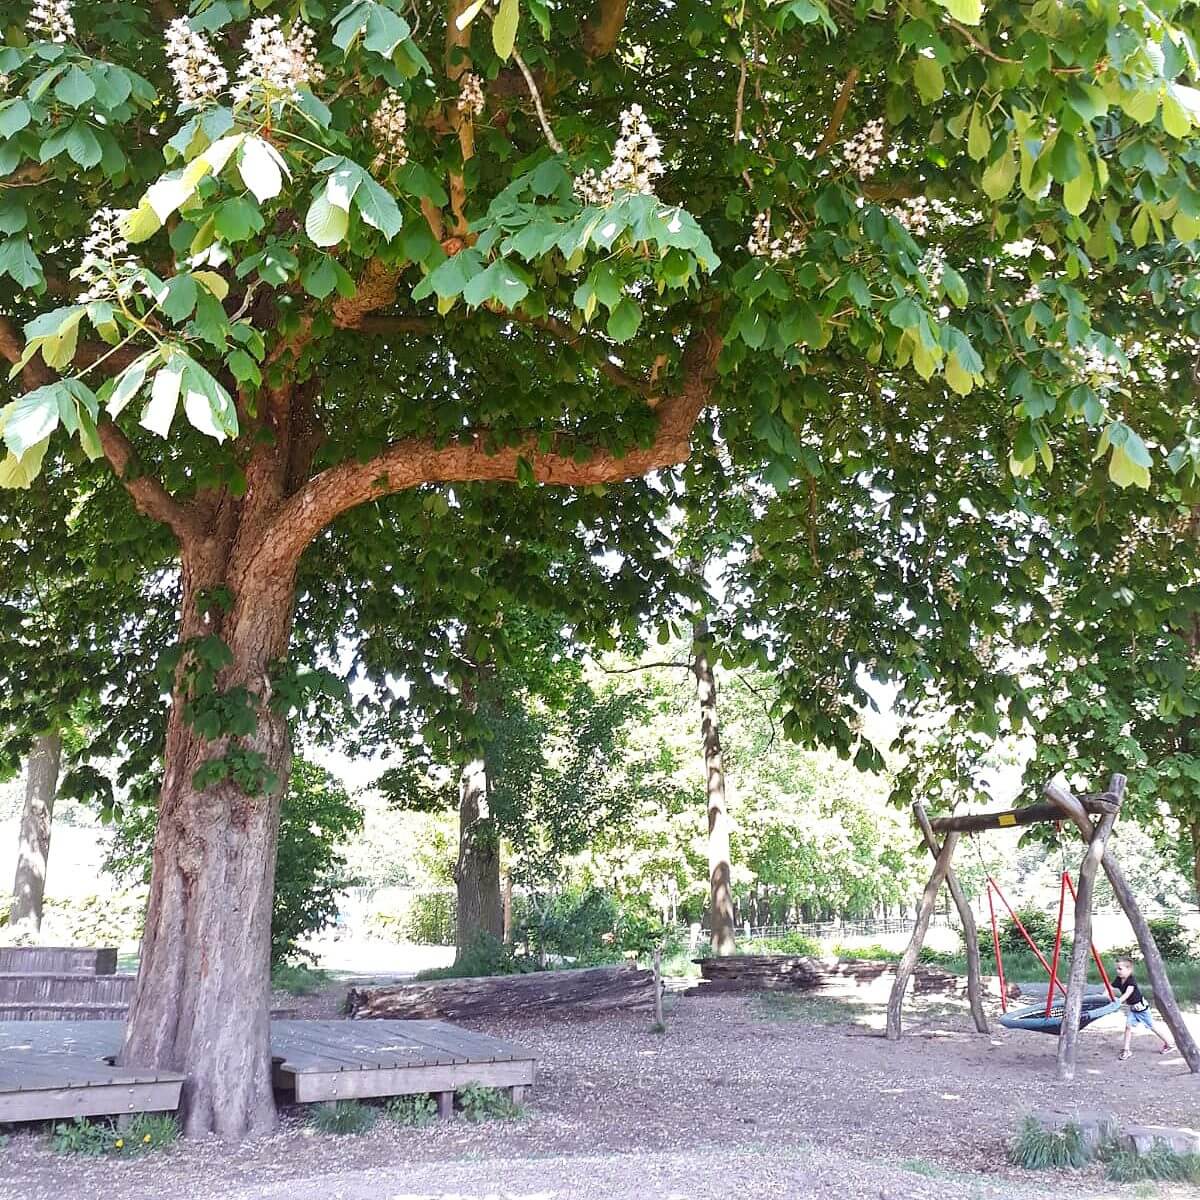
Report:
1116,983,1134,1004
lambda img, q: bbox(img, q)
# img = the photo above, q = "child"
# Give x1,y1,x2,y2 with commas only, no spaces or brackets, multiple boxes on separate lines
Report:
1113,957,1172,1061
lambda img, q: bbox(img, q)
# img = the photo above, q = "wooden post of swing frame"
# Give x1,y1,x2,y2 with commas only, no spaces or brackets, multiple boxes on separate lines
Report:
913,804,988,1035
1052,773,1124,1081
1046,774,1200,1074
886,825,960,1041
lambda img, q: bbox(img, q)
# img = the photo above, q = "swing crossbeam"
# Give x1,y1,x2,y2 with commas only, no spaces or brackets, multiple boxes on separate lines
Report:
927,795,1118,835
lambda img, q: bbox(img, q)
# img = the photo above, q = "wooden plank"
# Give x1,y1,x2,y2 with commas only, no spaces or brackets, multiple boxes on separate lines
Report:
0,1078,181,1124
277,1021,457,1068
398,1023,514,1064
405,1020,532,1061
275,1025,453,1071
283,1058,535,1104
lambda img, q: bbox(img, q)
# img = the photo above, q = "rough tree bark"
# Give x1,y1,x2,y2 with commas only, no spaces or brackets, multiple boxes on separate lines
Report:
1191,820,1200,906
692,619,735,957
9,731,63,931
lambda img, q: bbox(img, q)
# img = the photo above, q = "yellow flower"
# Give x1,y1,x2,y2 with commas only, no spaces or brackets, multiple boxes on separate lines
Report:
143,1134,152,1143
114,1138,124,1149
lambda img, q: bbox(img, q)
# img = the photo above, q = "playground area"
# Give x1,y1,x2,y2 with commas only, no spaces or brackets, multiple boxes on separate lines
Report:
1,986,1197,1200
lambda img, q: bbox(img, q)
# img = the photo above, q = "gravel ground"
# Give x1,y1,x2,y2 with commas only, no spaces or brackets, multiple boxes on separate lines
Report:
2,987,1198,1200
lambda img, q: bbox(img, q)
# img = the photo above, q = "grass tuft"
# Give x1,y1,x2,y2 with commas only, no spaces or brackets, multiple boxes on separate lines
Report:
1104,1147,1200,1184
457,1083,523,1122
1008,1117,1090,1170
307,1100,377,1135
383,1094,438,1127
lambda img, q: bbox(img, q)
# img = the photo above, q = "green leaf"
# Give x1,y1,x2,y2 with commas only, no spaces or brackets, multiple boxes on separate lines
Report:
606,297,641,342
967,105,990,161
213,196,264,243
493,0,520,60
913,57,944,105
226,349,262,386
181,359,238,442
161,274,199,323
105,351,157,417
140,356,185,438
306,192,350,247
0,237,43,289
353,174,404,240
0,99,31,139
65,122,102,169
54,65,96,108
1063,158,1093,216
935,0,981,22
941,265,968,307
1,384,60,455
0,438,49,489
301,256,340,299
238,135,288,203
364,3,412,57
1161,92,1191,139
123,201,162,244
981,144,1017,200
456,0,487,29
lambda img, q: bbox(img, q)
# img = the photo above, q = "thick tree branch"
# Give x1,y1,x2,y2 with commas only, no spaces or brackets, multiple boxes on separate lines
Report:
261,322,722,569
0,313,199,545
815,67,860,156
582,0,629,58
96,423,204,544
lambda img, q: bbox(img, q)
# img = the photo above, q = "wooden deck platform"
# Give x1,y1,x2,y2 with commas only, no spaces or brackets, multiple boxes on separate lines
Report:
0,1019,535,1122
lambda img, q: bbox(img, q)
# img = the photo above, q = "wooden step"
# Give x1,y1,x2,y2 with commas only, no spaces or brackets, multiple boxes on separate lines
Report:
0,947,117,976
0,973,137,1005
0,1003,129,1021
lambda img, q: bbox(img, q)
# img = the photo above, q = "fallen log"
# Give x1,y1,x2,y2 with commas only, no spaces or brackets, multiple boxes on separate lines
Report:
698,955,1015,999
347,963,657,1020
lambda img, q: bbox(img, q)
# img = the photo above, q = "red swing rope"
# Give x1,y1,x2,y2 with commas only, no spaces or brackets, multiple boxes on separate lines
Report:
1044,872,1069,1017
986,875,1069,999
986,881,1008,1013
1062,872,1117,1001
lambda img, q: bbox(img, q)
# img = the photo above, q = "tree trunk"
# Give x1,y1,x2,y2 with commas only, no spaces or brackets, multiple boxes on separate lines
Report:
692,619,735,956
118,540,297,1138
1191,820,1200,906
455,754,502,959
9,731,63,931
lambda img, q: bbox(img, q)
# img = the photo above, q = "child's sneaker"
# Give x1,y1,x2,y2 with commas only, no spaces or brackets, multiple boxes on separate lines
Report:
1118,1049,1132,1061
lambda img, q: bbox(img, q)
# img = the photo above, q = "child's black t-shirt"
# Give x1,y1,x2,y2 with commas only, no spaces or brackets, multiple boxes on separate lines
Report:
1116,974,1145,1007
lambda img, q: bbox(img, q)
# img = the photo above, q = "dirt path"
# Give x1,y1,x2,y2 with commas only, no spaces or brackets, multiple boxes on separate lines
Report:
3,989,1197,1200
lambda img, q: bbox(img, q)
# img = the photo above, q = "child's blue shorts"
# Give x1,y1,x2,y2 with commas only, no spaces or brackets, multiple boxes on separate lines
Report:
1126,1007,1154,1029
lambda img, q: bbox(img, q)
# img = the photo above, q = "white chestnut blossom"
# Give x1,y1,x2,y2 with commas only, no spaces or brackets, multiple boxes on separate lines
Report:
72,208,137,303
843,118,885,180
747,211,805,262
457,71,485,118
28,0,74,42
165,18,228,108
370,90,409,170
921,245,946,289
574,104,664,205
232,15,324,106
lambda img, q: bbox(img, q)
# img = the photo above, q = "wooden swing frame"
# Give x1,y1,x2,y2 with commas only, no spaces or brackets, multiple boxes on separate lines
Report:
884,773,1200,1080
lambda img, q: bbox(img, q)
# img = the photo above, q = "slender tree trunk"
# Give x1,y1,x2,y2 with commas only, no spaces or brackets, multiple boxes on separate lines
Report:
10,731,63,931
1191,821,1200,906
454,754,503,958
692,619,735,956
119,528,298,1138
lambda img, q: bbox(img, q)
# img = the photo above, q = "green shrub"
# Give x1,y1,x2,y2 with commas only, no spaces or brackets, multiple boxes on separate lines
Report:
978,907,1073,964
271,963,329,996
918,946,958,966
457,1083,522,1122
307,1101,377,1135
1146,916,1199,961
369,891,457,946
1104,1147,1200,1183
741,932,821,956
1008,1117,1090,1170
51,1113,178,1157
415,933,540,981
383,1094,438,1127
833,942,901,962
